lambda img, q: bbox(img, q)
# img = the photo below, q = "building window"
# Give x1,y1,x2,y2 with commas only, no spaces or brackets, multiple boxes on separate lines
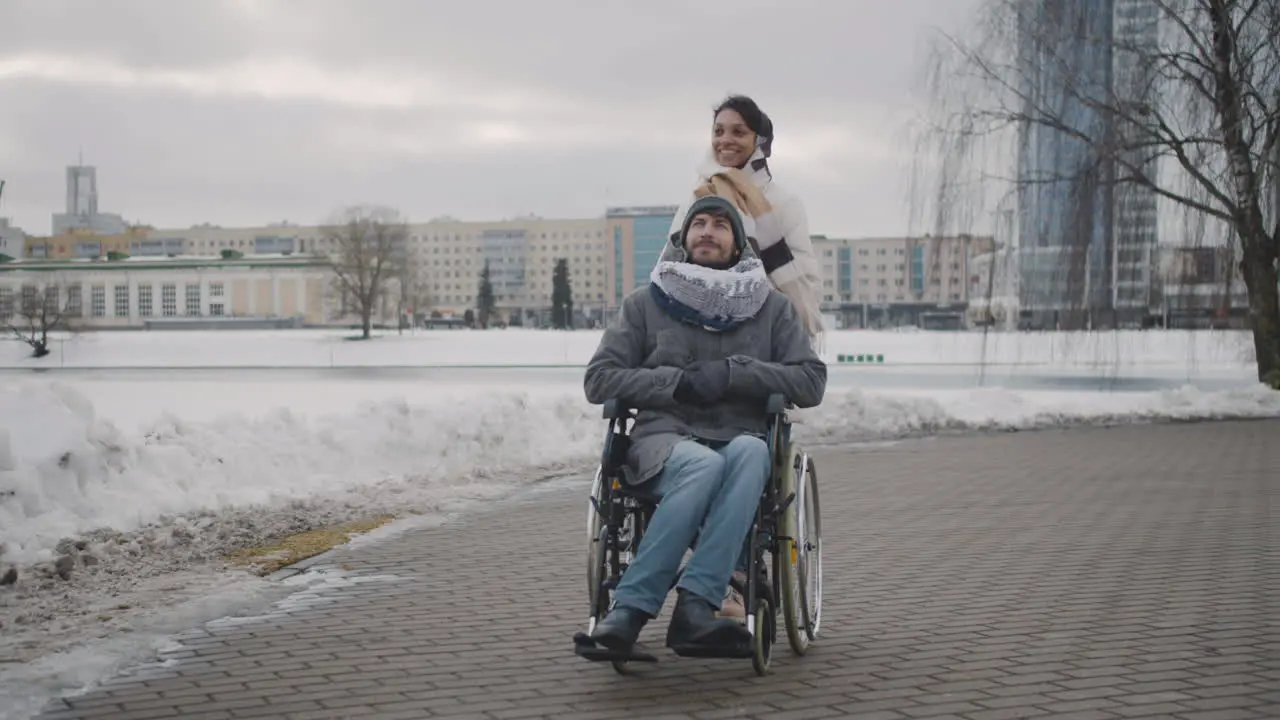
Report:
114,285,130,317
210,303,225,317
185,284,201,316
0,287,12,322
210,282,224,297
91,285,106,317
911,245,925,293
44,285,60,315
138,285,153,317
837,246,853,294
161,284,177,316
66,284,83,317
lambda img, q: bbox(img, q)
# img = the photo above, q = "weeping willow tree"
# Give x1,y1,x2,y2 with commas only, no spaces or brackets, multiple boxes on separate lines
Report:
911,0,1280,387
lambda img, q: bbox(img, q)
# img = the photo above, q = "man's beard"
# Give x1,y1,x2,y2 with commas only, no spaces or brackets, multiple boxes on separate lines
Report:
689,249,739,271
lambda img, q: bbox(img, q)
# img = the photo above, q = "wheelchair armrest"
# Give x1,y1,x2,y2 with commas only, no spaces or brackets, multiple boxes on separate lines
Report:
765,393,790,415
602,399,633,420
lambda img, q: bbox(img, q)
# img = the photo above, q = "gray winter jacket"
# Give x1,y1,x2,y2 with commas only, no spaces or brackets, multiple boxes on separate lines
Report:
583,286,827,486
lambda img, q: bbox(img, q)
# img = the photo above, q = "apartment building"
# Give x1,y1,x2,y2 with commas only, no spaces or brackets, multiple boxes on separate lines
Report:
402,216,611,326
24,227,157,260
147,215,617,327
811,234,994,329
151,222,316,256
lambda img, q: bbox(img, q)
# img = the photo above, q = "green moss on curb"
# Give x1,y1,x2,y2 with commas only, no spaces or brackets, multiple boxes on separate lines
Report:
228,516,397,576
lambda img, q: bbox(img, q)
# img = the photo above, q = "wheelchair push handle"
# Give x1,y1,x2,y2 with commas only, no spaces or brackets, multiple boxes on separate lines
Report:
602,399,633,420
602,394,791,419
765,393,790,415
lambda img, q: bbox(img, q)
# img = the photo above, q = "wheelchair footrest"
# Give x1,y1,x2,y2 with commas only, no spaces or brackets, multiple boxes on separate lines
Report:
667,622,754,660
668,640,754,660
573,632,659,663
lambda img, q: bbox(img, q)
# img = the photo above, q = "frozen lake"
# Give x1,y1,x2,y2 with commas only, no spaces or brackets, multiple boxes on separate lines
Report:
0,363,1258,393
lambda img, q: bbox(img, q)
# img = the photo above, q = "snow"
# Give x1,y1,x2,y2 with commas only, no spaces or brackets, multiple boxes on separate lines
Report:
3,374,1278,568
0,327,1277,720
0,381,593,566
0,327,1259,370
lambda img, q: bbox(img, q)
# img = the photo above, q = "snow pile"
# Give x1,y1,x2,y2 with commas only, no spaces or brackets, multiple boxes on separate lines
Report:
4,379,1280,568
796,385,1280,441
0,382,601,566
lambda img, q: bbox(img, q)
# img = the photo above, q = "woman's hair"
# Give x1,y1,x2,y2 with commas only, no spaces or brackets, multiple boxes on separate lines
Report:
714,95,774,158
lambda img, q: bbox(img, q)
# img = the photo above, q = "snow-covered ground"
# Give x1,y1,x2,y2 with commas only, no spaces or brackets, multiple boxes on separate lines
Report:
1,328,1277,719
5,375,1278,579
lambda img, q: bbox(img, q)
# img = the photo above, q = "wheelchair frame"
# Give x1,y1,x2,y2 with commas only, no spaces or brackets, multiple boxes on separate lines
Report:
581,393,823,676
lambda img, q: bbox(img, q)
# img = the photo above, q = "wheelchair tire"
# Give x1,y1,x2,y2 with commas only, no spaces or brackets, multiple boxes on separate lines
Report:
751,593,774,676
781,451,822,655
586,466,604,597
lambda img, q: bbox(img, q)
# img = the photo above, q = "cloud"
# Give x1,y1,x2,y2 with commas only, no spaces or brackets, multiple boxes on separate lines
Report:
0,54,563,113
0,0,987,239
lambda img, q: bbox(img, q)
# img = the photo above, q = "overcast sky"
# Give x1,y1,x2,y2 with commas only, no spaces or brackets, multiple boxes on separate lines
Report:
0,0,982,238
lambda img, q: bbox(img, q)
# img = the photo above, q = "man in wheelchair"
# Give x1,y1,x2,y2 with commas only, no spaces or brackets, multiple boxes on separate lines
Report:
579,195,827,658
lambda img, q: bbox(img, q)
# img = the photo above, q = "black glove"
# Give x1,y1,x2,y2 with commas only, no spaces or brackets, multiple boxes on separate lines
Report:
674,359,731,405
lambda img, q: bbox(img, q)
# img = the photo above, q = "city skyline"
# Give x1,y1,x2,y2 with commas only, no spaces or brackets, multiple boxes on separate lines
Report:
0,0,983,240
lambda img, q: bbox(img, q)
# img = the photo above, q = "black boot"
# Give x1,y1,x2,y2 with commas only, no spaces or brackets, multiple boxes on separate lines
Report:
590,606,649,652
665,588,752,657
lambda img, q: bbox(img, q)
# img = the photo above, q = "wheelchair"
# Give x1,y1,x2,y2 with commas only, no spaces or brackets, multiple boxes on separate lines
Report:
573,393,822,676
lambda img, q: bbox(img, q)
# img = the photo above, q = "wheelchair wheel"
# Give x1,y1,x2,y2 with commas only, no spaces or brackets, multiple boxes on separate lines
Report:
781,452,823,655
750,591,774,676
587,494,644,676
586,466,604,596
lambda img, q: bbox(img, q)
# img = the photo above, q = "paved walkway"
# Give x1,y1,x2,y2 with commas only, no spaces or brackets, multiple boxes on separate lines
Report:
37,420,1280,720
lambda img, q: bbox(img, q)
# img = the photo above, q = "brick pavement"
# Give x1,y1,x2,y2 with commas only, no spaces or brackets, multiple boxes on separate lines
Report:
34,420,1280,720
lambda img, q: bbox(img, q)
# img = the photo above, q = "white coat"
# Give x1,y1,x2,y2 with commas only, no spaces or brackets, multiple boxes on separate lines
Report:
666,148,825,343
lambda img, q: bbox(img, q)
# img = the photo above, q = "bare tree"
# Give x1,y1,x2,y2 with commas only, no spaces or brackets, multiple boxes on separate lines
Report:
912,0,1280,386
321,205,409,340
2,277,81,358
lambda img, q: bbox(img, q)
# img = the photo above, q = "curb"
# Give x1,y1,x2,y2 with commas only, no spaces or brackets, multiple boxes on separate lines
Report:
259,468,588,582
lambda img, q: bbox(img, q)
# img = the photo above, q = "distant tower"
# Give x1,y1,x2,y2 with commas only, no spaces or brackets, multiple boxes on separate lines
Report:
52,161,125,235
66,164,99,217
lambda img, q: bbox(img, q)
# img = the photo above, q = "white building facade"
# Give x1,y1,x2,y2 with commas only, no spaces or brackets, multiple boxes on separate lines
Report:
810,234,994,329
0,256,355,329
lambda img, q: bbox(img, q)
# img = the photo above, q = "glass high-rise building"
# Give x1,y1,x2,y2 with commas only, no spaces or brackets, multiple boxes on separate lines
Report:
1015,0,1159,328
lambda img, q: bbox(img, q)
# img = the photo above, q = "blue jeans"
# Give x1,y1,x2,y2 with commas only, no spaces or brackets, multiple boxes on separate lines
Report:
611,435,771,617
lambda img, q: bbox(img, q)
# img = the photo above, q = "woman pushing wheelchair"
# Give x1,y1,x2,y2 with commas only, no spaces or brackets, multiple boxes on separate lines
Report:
574,94,827,669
